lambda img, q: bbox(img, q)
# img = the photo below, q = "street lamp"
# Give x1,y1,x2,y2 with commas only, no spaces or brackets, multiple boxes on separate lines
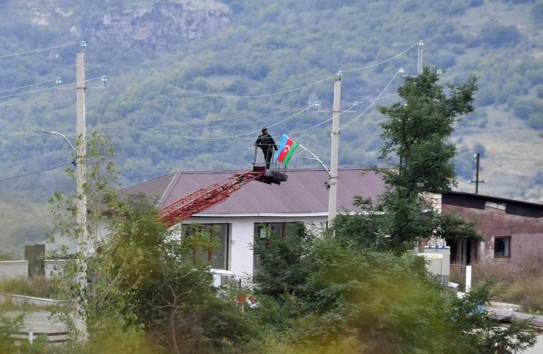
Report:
41,129,87,286
299,146,330,177
41,130,76,154
42,128,88,338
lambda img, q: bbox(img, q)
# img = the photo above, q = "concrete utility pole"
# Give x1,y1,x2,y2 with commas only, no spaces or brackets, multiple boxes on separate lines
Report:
75,43,88,338
328,72,341,226
76,45,87,279
417,40,424,75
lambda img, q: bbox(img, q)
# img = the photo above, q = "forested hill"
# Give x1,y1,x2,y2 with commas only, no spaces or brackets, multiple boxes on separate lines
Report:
0,0,542,251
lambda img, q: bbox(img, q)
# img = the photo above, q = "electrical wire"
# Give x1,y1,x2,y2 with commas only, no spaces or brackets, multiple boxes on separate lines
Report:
2,66,397,139
0,78,61,94
0,162,74,183
131,103,318,140
0,69,400,140
0,42,418,116
0,42,417,144
152,43,419,100
0,41,82,59
342,69,402,129
0,75,106,100
288,102,359,136
342,42,420,74
176,74,336,99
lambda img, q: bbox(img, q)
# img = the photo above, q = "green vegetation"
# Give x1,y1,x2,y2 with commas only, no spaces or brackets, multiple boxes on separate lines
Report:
0,276,55,299
25,66,531,353
0,0,542,251
471,259,543,314
0,2,541,351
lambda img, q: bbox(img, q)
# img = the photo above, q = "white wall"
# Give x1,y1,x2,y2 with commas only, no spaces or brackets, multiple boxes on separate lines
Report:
0,260,28,280
188,214,328,276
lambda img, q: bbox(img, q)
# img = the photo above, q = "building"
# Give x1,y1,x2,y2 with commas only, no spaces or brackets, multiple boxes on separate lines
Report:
431,192,543,267
122,168,386,276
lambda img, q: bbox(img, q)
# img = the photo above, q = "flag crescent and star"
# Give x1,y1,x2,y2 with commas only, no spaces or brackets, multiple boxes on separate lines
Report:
274,134,299,166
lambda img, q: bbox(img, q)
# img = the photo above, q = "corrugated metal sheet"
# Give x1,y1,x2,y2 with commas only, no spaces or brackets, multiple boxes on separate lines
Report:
123,168,386,215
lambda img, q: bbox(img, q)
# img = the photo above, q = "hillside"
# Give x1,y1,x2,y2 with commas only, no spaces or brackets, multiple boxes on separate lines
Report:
0,0,542,252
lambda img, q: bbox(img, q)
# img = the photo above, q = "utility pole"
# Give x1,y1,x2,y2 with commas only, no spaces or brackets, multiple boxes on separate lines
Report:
417,40,424,75
469,153,487,194
328,72,341,226
76,42,88,338
474,153,480,194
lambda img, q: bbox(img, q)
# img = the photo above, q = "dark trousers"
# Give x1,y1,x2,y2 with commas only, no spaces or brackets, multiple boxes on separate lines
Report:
263,150,273,169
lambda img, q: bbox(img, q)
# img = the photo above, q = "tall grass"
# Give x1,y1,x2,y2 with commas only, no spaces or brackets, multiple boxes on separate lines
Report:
471,259,543,313
0,276,56,298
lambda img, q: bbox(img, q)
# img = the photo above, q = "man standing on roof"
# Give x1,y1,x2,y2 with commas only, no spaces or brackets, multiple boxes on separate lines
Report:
255,128,278,169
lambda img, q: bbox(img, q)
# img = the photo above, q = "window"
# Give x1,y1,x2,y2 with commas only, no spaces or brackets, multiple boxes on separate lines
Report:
253,222,303,272
494,237,511,258
181,223,229,270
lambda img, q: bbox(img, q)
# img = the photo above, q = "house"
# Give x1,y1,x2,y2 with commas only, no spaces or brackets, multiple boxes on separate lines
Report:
122,168,386,276
429,191,543,267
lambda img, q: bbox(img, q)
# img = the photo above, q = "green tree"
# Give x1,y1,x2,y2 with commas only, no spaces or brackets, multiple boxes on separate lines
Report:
253,223,314,300
91,196,254,354
249,67,535,353
333,66,481,253
48,133,256,353
375,66,478,253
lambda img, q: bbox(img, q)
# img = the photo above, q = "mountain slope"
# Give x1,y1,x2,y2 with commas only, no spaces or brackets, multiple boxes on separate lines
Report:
0,0,542,251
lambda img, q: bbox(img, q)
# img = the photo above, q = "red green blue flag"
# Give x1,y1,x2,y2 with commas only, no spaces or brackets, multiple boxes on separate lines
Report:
275,134,299,166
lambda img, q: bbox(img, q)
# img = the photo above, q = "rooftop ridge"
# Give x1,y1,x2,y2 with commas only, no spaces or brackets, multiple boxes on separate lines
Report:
174,167,376,175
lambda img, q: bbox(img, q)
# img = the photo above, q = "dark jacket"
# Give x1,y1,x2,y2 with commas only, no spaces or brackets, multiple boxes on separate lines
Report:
255,133,278,153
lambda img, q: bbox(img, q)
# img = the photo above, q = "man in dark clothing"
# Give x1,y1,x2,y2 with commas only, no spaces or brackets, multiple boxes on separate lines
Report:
255,128,278,169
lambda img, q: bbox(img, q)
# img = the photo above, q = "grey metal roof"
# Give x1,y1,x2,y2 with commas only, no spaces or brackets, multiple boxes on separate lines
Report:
122,168,386,215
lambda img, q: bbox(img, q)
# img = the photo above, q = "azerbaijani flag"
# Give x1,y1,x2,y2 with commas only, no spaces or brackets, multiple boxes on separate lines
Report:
275,134,299,166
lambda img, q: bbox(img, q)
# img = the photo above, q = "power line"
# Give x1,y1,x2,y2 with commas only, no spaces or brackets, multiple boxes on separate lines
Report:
0,69,401,141
290,102,359,136
0,42,417,114
155,43,419,99
0,75,105,100
126,103,318,140
0,41,82,59
176,74,336,99
342,42,420,74
342,69,402,129
0,78,60,94
0,162,74,183
0,69,400,141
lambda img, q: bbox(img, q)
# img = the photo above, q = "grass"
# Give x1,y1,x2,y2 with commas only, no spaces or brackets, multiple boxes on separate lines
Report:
470,259,543,314
0,276,56,299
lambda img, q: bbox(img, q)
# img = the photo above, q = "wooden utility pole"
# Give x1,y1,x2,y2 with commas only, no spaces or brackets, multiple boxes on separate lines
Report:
474,153,480,194
328,73,341,226
469,153,487,194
